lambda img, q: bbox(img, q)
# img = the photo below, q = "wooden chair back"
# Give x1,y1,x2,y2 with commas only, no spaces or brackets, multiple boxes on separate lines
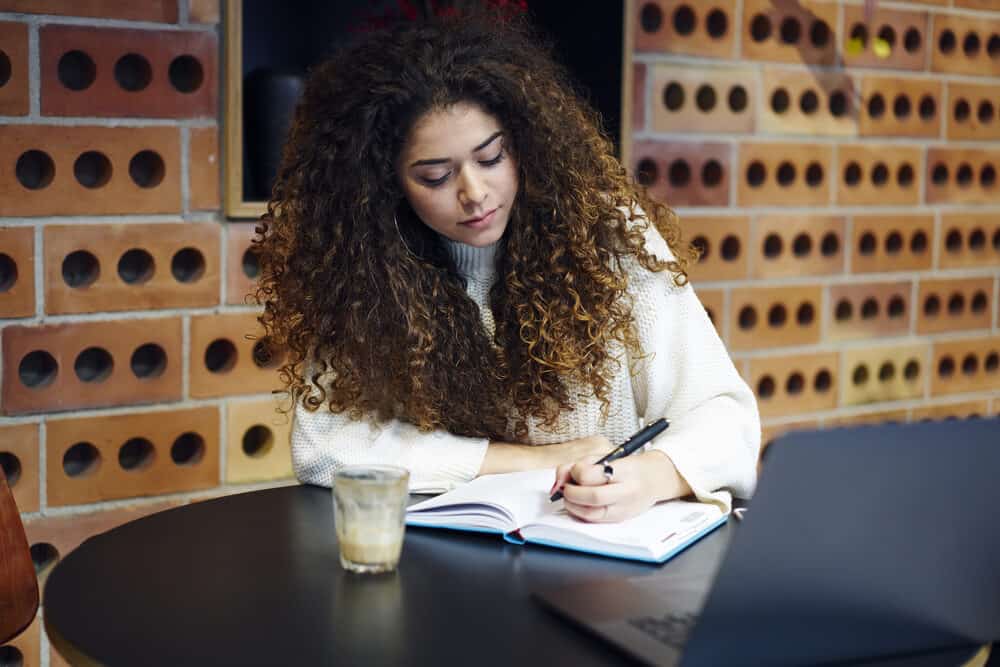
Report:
0,470,38,644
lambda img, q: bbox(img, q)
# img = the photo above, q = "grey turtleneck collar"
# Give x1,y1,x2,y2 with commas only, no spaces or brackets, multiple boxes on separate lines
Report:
439,235,501,280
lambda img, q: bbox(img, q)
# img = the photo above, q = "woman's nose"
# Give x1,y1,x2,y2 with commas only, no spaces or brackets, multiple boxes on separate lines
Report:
458,171,487,207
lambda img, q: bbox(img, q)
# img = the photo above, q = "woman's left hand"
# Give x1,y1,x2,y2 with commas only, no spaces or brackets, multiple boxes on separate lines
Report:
551,450,689,523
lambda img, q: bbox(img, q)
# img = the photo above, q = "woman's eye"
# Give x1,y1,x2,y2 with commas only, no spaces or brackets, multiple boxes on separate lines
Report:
480,150,504,166
421,173,450,187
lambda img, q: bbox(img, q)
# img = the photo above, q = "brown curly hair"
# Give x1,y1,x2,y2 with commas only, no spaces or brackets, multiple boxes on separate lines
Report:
254,12,695,442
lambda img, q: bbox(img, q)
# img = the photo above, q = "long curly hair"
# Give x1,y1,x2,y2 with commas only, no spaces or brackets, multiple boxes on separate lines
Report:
254,11,695,442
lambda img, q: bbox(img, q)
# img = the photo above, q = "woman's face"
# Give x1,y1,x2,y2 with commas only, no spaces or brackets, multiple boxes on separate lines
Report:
397,102,519,247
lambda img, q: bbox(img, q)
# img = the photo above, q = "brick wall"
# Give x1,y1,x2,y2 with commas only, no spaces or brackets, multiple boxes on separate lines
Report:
0,2,294,664
630,0,1000,449
3,0,1000,663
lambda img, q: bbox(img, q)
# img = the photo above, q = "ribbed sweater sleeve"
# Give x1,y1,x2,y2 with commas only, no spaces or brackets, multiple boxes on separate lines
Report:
627,222,761,511
291,400,489,493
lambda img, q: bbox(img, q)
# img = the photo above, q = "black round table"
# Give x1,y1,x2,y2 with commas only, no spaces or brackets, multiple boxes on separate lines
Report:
43,484,733,666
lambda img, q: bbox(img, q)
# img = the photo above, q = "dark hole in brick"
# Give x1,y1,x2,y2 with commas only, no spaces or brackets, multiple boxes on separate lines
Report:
73,151,112,189
939,29,956,54
15,150,55,190
63,442,99,477
640,2,663,33
19,350,58,389
74,346,113,383
57,49,96,90
117,248,155,284
119,437,155,471
171,247,206,283
673,4,696,35
129,150,166,188
114,53,152,92
750,14,771,42
130,343,167,379
171,432,205,465
169,54,204,93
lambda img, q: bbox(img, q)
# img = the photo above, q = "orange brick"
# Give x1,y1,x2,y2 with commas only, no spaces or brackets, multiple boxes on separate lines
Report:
759,68,857,136
0,126,181,216
40,26,217,118
634,0,737,59
926,148,1000,204
227,222,262,305
0,423,39,513
946,82,1000,141
828,282,912,341
0,226,35,318
737,143,832,206
649,64,755,134
939,213,1000,269
45,407,220,506
931,13,1000,77
842,6,929,71
729,285,822,350
741,0,838,65
0,0,177,21
695,287,724,340
190,126,220,210
24,499,188,562
0,22,29,116
633,140,730,207
44,222,220,314
851,214,934,274
911,399,990,422
681,216,749,282
859,76,942,138
2,318,182,415
837,144,921,206
954,0,1000,8
187,0,219,23
827,408,909,428
752,215,845,278
931,336,1000,396
189,312,284,398
748,352,838,418
633,63,646,131
916,278,994,334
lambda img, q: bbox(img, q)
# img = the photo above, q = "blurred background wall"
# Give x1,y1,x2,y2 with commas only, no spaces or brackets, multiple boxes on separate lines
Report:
0,0,998,664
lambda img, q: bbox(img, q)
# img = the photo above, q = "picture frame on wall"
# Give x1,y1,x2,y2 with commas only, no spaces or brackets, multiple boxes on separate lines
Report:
223,0,634,219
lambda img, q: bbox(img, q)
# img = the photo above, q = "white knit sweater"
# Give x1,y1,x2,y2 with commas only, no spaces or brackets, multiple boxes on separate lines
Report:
291,222,761,510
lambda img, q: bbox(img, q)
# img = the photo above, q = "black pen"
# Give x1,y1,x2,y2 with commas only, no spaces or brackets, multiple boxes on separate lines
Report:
549,418,670,502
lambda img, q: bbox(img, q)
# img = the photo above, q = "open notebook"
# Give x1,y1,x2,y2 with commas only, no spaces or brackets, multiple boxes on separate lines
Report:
405,469,727,563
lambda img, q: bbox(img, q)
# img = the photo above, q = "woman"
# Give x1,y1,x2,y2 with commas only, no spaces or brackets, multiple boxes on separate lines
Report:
254,12,760,522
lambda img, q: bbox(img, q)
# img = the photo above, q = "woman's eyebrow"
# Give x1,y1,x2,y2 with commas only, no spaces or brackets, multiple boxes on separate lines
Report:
409,131,503,167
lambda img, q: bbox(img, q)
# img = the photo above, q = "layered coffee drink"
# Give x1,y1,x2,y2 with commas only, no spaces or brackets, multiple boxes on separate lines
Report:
332,465,409,574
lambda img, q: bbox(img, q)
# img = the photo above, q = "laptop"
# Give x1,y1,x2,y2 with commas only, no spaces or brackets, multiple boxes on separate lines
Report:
534,417,1000,666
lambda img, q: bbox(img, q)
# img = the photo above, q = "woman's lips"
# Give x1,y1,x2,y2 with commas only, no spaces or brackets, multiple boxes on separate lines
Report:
459,208,497,228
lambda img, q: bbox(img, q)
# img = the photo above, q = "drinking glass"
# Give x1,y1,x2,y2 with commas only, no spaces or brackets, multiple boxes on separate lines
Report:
332,465,410,574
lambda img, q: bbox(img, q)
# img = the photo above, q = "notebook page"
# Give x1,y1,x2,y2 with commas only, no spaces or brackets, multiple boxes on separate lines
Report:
406,469,556,531
522,500,725,560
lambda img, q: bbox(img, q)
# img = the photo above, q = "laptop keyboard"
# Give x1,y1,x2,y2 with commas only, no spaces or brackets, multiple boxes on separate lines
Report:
626,611,698,648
